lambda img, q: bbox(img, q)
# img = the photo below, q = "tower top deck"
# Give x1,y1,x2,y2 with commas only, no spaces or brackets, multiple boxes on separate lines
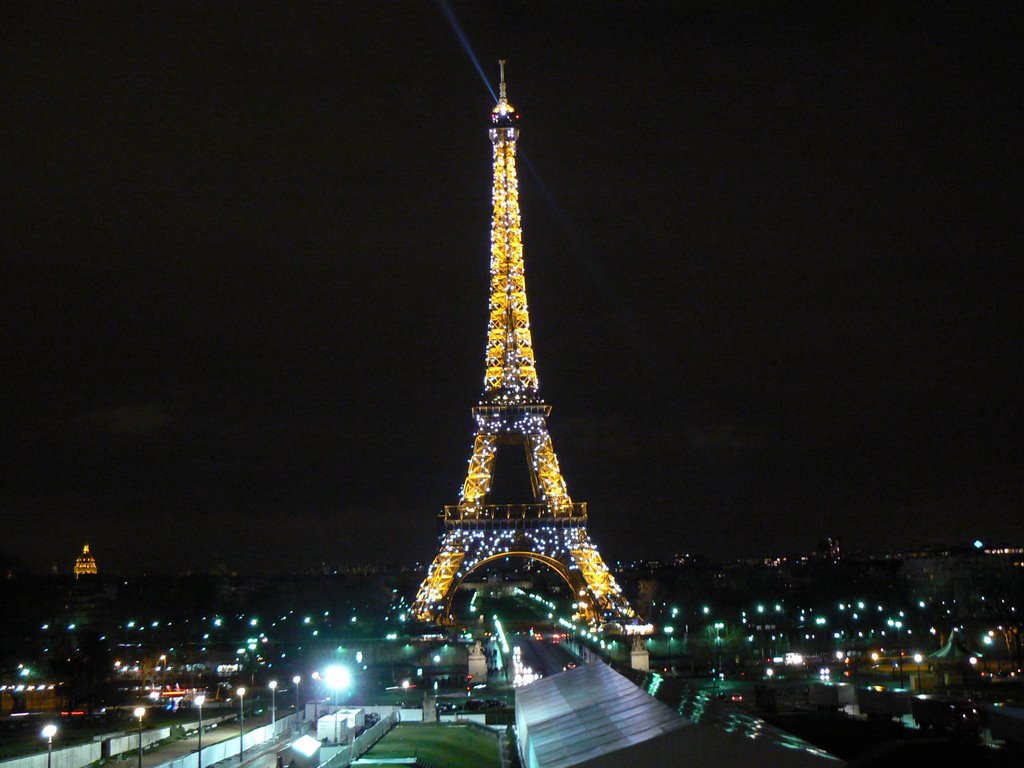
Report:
491,59,520,130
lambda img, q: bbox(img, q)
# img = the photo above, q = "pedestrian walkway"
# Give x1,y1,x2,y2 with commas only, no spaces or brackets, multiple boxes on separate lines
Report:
204,729,296,768
108,708,301,768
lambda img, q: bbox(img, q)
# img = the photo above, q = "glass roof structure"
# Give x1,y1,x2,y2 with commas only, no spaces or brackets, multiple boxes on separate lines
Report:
515,662,843,768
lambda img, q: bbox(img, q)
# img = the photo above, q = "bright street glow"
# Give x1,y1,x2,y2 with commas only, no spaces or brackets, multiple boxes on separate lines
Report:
324,665,351,691
292,675,301,684
195,695,205,707
133,707,145,719
237,687,246,696
269,680,277,690
41,724,57,739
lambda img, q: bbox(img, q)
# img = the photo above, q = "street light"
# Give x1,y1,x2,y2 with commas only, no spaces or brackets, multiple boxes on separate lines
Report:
269,681,277,732
133,707,145,768
41,724,57,768
713,622,725,689
292,675,301,719
324,666,351,743
894,621,904,687
194,695,206,768
311,672,321,721
913,654,924,692
236,687,246,763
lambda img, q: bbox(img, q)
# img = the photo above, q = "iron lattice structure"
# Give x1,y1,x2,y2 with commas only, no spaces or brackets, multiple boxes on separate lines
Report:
411,66,638,627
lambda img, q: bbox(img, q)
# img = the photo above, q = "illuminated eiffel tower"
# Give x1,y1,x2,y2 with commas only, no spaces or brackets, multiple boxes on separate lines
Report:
411,64,640,629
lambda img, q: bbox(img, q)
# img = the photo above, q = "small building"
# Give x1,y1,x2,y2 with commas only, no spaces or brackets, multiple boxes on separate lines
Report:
288,734,322,768
316,708,364,743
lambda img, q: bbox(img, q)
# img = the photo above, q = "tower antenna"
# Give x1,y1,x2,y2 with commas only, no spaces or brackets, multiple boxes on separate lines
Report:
498,59,507,101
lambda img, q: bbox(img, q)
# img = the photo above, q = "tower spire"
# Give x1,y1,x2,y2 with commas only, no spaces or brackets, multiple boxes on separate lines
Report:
486,60,531,399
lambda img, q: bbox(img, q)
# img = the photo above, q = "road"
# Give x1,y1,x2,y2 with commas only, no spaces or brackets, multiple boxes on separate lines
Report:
510,636,578,681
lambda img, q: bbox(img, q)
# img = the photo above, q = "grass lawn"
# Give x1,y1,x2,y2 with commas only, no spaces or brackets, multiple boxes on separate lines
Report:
361,723,499,768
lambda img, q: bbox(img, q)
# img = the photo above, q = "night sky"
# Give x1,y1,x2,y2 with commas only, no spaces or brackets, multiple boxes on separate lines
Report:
2,3,1020,574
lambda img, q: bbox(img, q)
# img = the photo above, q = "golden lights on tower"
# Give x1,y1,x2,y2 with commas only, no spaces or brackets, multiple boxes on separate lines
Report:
411,64,638,629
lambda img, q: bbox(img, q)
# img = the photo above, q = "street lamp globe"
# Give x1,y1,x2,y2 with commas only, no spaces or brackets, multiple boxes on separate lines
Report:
269,680,277,690
41,723,58,768
237,686,246,697
292,675,300,685
133,707,145,719
194,694,205,707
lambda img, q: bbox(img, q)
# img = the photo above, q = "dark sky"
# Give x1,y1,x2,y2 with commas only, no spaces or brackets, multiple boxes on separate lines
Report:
2,2,1020,574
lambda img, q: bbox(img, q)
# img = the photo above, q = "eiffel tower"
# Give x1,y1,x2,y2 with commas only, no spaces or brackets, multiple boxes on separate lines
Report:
411,64,639,629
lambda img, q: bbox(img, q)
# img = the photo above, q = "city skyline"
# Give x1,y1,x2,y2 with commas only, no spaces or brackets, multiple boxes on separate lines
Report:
2,3,1021,573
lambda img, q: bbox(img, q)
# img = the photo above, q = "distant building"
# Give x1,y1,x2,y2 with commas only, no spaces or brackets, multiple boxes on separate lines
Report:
73,544,98,578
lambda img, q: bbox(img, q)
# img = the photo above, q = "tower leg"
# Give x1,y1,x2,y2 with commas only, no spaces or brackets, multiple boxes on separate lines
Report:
412,534,466,622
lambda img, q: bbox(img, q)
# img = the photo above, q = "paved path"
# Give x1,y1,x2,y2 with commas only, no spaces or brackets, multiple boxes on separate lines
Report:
108,708,303,768
205,730,297,768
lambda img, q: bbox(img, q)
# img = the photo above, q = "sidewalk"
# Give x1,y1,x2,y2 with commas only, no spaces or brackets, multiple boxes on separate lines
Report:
108,708,301,768
204,729,297,768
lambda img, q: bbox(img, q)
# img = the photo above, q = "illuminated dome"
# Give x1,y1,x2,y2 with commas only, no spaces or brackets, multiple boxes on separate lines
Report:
74,544,98,578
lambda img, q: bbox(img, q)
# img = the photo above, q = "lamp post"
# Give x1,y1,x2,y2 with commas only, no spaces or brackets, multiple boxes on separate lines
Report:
269,681,277,733
133,707,145,768
292,676,301,718
886,619,904,686
194,695,205,768
236,687,246,763
324,666,350,744
713,622,725,689
913,654,924,692
311,672,320,722
41,724,57,768
895,621,904,687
